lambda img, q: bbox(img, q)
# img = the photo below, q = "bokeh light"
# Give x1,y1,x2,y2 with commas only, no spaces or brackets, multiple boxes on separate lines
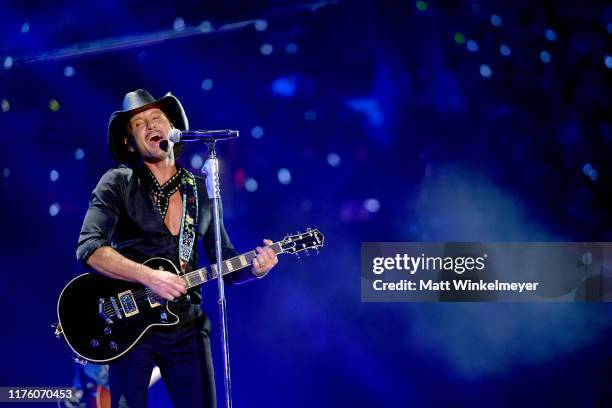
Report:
190,154,204,169
277,168,292,185
49,99,60,112
245,177,258,192
251,126,264,139
201,78,213,91
364,198,380,213
327,153,341,167
64,65,76,77
49,203,61,217
500,44,511,57
260,43,273,55
50,170,60,182
479,64,492,78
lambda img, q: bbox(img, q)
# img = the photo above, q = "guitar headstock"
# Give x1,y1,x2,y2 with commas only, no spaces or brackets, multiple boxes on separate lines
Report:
280,228,324,255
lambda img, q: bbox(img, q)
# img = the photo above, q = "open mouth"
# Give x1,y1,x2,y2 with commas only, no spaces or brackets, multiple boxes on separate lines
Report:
148,134,163,143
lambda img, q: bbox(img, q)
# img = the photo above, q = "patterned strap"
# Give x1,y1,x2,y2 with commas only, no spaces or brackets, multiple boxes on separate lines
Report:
178,169,198,270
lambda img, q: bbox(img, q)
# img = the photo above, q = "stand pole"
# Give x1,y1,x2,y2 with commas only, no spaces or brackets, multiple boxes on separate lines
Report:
203,142,232,408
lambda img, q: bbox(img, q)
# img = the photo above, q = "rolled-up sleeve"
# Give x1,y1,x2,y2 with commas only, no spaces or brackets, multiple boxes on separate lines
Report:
76,170,124,266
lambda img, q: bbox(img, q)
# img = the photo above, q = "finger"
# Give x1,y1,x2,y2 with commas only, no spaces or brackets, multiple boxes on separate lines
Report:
175,276,187,285
257,249,270,263
253,257,263,271
257,254,267,267
263,239,273,246
172,275,187,287
169,280,186,292
264,247,276,260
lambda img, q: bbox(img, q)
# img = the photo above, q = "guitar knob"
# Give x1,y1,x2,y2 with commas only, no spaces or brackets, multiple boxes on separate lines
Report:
91,339,99,348
160,312,168,322
104,326,112,336
109,341,118,350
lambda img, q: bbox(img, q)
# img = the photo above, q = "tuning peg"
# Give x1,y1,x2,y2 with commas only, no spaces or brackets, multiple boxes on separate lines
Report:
307,227,311,231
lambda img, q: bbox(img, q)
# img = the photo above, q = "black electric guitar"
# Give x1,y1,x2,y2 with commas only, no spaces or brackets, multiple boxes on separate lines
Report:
55,229,324,364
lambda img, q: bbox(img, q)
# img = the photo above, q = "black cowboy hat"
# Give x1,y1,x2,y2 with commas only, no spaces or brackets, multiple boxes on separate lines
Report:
108,89,189,164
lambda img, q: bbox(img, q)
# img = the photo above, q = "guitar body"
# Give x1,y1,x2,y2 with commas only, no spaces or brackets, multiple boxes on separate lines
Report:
55,229,324,364
57,257,180,363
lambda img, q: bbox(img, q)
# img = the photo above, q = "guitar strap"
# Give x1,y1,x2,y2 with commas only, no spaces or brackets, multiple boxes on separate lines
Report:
178,169,198,271
146,166,199,271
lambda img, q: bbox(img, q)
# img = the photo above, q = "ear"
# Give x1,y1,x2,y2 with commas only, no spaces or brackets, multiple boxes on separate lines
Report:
124,137,135,152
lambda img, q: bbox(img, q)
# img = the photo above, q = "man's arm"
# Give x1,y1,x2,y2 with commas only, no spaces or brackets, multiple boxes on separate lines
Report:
76,169,186,300
87,246,186,300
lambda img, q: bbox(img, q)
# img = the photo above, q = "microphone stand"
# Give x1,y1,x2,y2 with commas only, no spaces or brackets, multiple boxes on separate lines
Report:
202,141,232,408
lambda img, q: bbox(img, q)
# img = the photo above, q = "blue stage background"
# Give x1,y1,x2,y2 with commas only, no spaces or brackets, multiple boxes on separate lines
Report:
1,0,611,406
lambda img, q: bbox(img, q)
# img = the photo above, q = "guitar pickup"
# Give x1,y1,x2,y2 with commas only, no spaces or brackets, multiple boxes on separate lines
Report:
118,290,139,317
146,290,163,308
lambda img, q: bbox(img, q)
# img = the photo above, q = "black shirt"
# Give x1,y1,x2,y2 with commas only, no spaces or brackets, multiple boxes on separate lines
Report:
76,164,252,305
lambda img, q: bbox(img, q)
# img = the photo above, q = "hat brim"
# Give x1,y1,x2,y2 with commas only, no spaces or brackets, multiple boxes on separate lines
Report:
108,94,189,164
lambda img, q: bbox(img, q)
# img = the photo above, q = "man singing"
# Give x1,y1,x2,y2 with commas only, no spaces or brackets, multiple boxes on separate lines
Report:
76,89,278,407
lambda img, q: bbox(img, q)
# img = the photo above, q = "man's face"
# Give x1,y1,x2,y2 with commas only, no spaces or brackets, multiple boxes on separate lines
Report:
127,107,174,162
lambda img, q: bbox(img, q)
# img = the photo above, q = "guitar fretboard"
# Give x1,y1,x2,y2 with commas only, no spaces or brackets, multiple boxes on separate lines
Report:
182,242,283,288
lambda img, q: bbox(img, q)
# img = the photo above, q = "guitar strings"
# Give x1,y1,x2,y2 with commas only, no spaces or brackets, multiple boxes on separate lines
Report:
100,244,291,316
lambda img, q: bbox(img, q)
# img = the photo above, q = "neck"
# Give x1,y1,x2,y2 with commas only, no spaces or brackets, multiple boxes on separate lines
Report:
144,158,177,185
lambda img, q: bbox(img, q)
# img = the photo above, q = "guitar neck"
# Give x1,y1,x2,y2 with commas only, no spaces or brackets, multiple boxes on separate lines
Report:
182,242,284,289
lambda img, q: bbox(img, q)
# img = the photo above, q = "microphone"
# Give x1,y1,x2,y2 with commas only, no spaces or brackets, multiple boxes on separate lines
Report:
168,128,239,143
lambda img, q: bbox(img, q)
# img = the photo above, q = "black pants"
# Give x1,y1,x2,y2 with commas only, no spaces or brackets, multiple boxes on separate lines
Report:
109,304,215,408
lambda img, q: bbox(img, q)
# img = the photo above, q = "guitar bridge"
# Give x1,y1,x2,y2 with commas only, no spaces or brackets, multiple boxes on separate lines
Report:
98,298,114,324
